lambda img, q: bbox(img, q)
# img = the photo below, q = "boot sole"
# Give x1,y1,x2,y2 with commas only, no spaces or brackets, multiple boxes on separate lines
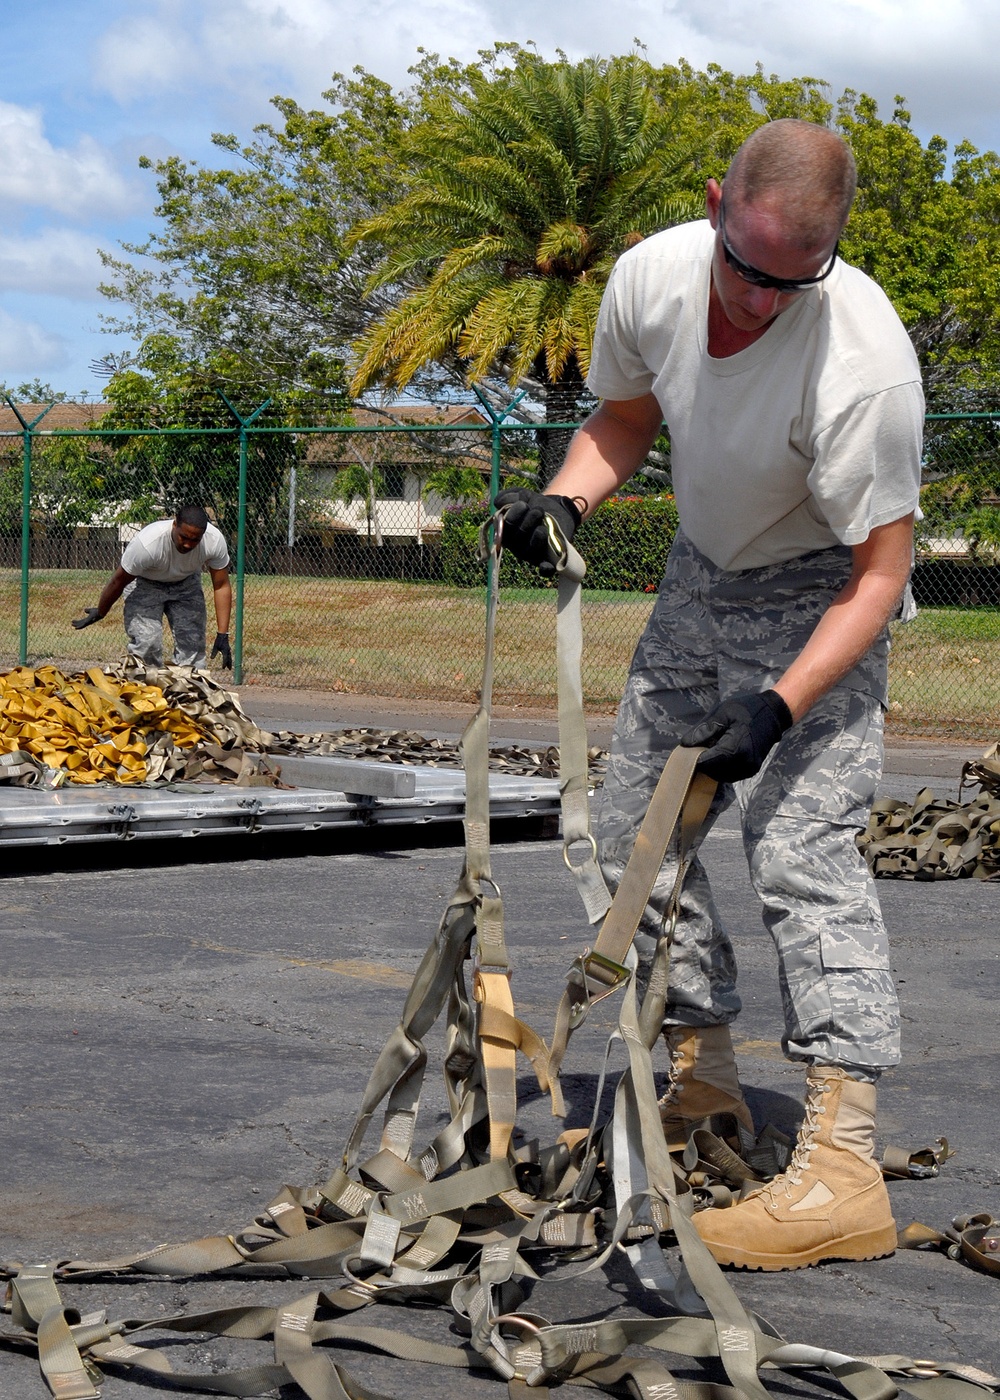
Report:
701,1225,898,1272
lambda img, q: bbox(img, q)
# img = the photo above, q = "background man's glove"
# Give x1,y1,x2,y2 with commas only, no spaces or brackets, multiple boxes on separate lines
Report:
71,607,101,630
493,488,582,577
211,632,233,669
679,689,794,784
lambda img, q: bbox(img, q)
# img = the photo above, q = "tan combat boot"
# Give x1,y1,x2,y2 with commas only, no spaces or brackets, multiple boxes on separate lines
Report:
659,1024,755,1152
693,1064,897,1270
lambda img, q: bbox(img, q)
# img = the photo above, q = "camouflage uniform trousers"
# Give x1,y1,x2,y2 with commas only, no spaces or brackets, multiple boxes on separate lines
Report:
123,573,208,669
598,531,900,1074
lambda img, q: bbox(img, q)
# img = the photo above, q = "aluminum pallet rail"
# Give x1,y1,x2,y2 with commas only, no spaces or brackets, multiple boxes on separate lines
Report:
0,755,561,847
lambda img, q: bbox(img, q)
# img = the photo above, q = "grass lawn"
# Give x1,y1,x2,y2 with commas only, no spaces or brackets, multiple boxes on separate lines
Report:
0,570,995,734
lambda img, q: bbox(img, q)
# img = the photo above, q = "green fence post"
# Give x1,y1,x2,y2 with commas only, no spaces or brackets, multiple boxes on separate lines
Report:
219,395,271,685
5,398,55,665
472,389,527,614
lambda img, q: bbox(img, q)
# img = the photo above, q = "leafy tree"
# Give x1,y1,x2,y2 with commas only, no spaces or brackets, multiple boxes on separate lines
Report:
98,68,415,404
833,91,1000,418
97,336,304,570
420,463,487,505
0,379,71,404
349,48,705,479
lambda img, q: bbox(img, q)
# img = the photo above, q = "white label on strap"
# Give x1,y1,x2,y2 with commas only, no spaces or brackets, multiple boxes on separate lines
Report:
646,1383,681,1400
103,1344,147,1360
393,1265,453,1285
720,1326,753,1354
280,1311,311,1333
514,1344,542,1374
268,1200,295,1216
396,1191,428,1223
541,1215,568,1244
362,1210,402,1268
466,820,489,851
382,1114,413,1151
480,1243,511,1265
647,964,668,996
560,1325,598,1355
334,1181,372,1218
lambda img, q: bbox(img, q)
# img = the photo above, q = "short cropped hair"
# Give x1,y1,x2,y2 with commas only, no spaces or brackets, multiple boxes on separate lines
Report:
724,119,857,246
175,504,210,532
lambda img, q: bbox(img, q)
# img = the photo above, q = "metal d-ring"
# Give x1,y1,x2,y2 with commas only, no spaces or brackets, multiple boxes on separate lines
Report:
563,831,598,871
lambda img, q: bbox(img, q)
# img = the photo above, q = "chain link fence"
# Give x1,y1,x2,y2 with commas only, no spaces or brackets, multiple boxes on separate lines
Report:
0,406,997,736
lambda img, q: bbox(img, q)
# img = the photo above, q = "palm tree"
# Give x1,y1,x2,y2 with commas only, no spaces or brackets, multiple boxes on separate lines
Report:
349,51,701,481
330,453,384,545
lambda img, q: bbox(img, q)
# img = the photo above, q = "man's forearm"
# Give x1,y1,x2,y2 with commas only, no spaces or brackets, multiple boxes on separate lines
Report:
545,396,663,517
213,579,233,634
96,568,131,617
772,515,914,721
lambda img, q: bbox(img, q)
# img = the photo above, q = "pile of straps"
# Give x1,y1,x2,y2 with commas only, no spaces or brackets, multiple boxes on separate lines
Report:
859,745,1000,880
0,661,608,790
2,525,999,1400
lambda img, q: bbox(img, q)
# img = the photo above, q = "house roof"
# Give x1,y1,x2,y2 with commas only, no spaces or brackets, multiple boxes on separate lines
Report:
0,402,110,433
0,401,489,434
351,404,489,428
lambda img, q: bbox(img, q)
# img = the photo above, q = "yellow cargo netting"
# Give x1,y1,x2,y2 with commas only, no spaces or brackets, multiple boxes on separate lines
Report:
0,665,208,785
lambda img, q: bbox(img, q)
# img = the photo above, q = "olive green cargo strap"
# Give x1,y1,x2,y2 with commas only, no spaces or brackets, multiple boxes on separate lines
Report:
898,1212,1000,1276
7,1271,999,1400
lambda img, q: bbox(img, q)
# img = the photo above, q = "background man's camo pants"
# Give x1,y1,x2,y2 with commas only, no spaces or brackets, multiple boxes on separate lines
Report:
598,532,900,1075
123,573,208,668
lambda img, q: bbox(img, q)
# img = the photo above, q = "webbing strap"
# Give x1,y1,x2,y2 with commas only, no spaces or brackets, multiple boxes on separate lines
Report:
588,744,716,983
548,745,717,1081
897,1212,1000,1277
553,536,613,926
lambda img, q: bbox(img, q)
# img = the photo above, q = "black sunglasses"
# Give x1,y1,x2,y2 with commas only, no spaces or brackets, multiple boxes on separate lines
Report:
718,198,839,294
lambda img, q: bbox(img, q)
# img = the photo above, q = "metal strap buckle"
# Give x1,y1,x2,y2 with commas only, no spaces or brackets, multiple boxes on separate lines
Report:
580,948,630,990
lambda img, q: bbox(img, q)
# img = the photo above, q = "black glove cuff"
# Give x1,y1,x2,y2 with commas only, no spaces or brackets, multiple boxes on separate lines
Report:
553,494,582,530
760,689,794,733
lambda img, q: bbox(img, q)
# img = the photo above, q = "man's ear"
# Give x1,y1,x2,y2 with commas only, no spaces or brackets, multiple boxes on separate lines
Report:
706,177,723,229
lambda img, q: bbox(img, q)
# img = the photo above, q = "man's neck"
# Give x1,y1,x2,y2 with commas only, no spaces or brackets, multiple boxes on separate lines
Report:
707,285,777,358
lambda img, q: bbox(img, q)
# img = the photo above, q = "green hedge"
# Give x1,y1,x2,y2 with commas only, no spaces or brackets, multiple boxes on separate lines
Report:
439,494,679,591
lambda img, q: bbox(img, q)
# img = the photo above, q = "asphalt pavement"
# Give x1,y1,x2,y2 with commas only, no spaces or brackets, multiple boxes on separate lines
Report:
1,689,996,1398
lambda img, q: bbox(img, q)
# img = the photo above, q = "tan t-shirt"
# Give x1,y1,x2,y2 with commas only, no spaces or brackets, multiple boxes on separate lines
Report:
587,220,924,570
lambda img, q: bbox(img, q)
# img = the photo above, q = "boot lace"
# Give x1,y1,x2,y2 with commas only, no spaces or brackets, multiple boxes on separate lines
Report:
765,1080,831,1199
659,1041,686,1109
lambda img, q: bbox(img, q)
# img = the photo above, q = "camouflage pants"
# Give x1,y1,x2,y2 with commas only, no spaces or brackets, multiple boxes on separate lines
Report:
123,573,208,669
598,532,900,1073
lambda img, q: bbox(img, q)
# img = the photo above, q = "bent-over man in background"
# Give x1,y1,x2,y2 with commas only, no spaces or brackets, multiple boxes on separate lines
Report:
73,504,233,670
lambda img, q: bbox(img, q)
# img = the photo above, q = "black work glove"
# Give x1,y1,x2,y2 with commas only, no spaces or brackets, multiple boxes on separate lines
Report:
72,607,102,630
493,488,582,577
679,689,794,784
211,632,233,669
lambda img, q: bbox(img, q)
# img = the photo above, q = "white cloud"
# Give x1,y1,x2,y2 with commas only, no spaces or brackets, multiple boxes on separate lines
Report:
0,101,135,218
655,0,1000,147
90,0,1000,154
95,0,501,110
0,230,107,301
0,308,69,373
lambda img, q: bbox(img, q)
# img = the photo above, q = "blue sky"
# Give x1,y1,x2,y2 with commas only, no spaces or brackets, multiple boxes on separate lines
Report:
4,0,1000,399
